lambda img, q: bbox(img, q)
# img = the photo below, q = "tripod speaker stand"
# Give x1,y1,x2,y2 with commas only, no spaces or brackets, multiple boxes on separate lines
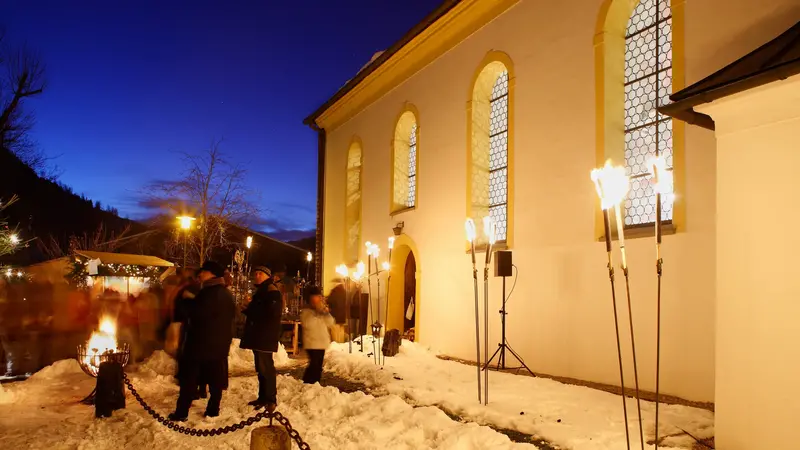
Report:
483,251,535,376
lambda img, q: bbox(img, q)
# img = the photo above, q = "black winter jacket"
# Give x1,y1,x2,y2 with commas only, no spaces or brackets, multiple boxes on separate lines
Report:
181,278,236,362
240,279,283,352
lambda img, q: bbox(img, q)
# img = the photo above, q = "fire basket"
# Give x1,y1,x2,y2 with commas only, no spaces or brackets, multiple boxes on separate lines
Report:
77,343,130,377
76,342,130,404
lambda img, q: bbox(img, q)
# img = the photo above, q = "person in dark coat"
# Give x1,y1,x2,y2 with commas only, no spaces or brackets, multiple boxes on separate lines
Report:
172,276,208,399
240,265,282,410
169,261,235,421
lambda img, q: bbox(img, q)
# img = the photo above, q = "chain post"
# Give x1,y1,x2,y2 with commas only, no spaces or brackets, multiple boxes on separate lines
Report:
122,373,310,448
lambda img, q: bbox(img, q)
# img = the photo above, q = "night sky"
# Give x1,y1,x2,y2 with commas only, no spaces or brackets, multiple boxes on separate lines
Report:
3,1,441,240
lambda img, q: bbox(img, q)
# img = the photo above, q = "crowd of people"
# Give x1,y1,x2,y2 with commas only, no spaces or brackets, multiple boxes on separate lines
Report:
1,258,337,419
159,260,334,421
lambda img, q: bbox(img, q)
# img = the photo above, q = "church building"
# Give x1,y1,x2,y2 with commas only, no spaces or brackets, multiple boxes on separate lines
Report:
304,2,800,448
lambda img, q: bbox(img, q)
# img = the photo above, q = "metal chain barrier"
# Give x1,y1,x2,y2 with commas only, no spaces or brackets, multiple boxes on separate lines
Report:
122,373,310,449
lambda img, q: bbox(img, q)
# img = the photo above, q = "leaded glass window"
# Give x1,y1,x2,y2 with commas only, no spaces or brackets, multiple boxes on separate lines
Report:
624,0,673,226
345,144,362,263
407,124,417,208
489,71,509,241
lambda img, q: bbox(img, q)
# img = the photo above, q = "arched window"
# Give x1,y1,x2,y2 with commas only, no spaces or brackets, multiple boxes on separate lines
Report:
391,108,418,213
468,52,514,245
345,140,362,263
595,0,683,237
623,0,673,226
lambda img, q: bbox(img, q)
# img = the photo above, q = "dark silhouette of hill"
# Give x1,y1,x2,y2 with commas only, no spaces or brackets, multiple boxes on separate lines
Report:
1,146,318,278
0,147,147,265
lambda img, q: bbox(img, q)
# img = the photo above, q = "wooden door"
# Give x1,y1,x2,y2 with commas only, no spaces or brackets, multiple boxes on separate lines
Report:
403,252,416,332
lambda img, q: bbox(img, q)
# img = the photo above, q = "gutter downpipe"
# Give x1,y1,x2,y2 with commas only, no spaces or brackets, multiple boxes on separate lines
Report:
311,122,326,288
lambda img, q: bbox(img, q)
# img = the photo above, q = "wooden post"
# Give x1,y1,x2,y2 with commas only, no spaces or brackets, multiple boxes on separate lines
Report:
250,425,291,450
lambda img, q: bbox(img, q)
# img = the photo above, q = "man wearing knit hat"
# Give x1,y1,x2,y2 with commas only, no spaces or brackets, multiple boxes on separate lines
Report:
240,265,283,411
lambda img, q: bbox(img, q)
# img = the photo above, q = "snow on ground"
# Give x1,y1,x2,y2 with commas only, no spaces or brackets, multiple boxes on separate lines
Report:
0,340,532,449
325,338,715,450
136,339,291,377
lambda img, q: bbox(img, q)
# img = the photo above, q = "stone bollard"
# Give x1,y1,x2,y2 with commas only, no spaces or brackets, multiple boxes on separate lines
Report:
250,425,291,450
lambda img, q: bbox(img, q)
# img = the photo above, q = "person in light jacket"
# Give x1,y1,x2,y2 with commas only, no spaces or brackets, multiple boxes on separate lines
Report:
300,286,334,384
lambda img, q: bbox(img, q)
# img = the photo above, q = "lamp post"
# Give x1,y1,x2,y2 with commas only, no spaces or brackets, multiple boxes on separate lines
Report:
245,235,253,275
177,216,196,269
306,252,313,283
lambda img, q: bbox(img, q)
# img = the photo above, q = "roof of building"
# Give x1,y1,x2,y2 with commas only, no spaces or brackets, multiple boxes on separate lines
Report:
75,250,175,267
660,20,800,130
302,0,462,128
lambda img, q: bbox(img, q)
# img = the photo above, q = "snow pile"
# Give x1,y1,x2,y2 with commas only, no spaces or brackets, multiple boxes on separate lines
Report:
325,340,715,449
28,359,83,381
228,339,290,374
0,383,13,404
140,350,178,376
140,339,292,377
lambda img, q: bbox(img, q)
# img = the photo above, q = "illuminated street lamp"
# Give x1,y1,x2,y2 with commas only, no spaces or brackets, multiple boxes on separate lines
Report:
176,216,196,268
245,235,253,274
306,252,313,282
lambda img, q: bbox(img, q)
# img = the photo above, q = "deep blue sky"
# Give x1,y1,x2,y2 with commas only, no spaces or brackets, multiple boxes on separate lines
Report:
3,1,441,239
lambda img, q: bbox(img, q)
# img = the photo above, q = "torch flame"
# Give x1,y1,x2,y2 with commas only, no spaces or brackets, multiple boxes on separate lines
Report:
483,216,497,245
382,261,390,271
388,237,395,250
465,218,477,243
648,155,674,196
353,261,366,281
335,264,349,278
83,316,119,369
591,160,629,210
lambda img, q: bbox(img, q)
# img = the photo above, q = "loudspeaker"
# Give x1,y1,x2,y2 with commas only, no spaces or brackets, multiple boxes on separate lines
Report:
495,250,513,277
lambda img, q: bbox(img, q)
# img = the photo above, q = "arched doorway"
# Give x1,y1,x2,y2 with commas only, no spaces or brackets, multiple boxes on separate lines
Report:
403,252,416,333
386,234,421,342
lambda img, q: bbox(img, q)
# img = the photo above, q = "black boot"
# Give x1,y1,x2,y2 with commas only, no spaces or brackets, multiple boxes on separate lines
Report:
168,412,188,422
248,398,267,408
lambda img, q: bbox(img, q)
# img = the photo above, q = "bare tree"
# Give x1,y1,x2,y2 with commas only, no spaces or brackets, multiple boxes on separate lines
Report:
0,28,59,180
1,195,31,257
37,223,137,260
143,139,260,265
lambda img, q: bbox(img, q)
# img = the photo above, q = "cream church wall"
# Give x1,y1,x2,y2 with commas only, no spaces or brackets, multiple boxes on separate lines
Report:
321,0,800,402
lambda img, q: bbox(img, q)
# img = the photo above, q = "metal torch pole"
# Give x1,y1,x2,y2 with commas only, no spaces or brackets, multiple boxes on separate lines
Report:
382,248,392,366
471,241,482,404
374,261,381,365
604,209,631,450
346,277,352,354
616,206,645,450
483,242,492,405
364,255,372,354
655,192,663,449
654,0,663,445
